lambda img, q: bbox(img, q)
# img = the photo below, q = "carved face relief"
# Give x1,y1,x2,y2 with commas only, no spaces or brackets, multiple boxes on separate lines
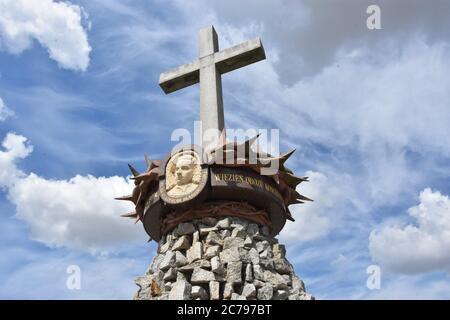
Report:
175,155,195,185
166,151,202,198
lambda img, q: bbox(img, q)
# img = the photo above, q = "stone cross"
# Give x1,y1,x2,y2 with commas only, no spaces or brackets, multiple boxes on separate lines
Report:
159,26,266,147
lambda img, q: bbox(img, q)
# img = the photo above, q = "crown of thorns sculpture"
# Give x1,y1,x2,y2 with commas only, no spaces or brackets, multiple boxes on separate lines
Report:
116,133,312,227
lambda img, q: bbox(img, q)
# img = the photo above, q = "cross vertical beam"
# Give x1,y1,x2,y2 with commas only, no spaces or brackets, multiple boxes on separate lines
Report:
199,26,224,140
159,26,266,148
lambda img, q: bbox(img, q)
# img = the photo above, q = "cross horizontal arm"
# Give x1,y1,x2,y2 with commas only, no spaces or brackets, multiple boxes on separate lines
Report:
159,59,200,94
214,38,265,75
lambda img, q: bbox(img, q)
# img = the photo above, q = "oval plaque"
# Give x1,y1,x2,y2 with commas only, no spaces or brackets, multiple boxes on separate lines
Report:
159,145,209,208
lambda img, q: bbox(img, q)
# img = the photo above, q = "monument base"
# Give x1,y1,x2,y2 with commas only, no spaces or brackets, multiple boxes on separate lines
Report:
134,205,314,300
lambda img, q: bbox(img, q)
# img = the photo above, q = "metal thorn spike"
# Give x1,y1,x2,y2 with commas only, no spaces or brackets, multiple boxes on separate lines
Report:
127,164,140,177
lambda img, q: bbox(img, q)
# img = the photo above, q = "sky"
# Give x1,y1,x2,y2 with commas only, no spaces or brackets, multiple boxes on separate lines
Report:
0,0,450,299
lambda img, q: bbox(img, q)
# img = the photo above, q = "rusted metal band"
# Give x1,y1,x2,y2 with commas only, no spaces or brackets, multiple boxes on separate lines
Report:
160,201,272,236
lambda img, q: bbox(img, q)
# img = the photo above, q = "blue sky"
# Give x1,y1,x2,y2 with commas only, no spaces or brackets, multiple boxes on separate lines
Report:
1,0,450,299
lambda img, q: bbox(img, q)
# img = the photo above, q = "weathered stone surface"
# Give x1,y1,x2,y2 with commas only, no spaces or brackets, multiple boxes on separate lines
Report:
299,292,314,300
223,236,245,250
192,230,200,243
231,293,247,300
249,248,260,265
274,259,292,274
177,272,186,282
242,283,256,298
192,286,208,300
260,248,273,259
253,279,265,288
172,235,191,251
191,267,215,284
204,245,220,259
168,280,191,300
273,290,288,300
282,274,292,286
150,254,165,273
257,285,273,300
200,259,211,269
292,275,306,292
164,282,173,291
155,293,169,300
175,251,188,267
174,222,195,237
245,263,253,282
219,247,240,264
178,262,198,273
256,240,270,253
158,238,172,254
134,216,313,300
226,261,242,284
231,226,247,238
223,282,233,299
263,270,288,289
201,217,218,227
200,227,218,237
135,276,150,290
205,231,222,246
186,241,203,263
150,279,162,297
246,223,259,236
211,256,224,274
163,267,177,282
151,270,164,289
253,264,264,281
159,251,175,271
260,258,274,270
273,244,286,259
209,281,220,300
220,229,231,239
244,236,253,248
214,273,226,282
216,217,231,229
231,218,248,229
238,247,251,263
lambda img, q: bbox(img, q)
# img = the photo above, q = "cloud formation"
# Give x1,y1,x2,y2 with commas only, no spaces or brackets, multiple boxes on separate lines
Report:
280,171,332,244
0,132,32,188
0,249,145,299
1,0,449,299
0,97,13,121
206,0,450,83
0,133,146,253
0,0,91,71
370,188,450,274
220,36,450,212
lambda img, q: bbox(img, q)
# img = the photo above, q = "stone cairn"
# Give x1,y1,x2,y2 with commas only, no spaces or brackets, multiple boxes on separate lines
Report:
134,216,313,300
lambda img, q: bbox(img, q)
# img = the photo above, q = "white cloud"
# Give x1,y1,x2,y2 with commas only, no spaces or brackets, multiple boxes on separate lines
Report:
0,132,32,188
0,133,146,253
0,250,146,299
205,0,450,83
0,97,13,121
222,37,450,210
362,275,450,300
0,0,91,71
9,173,145,253
254,39,450,156
279,171,333,243
369,188,450,274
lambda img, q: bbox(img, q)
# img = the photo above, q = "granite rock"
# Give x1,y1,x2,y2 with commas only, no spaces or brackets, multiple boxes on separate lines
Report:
134,217,313,300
